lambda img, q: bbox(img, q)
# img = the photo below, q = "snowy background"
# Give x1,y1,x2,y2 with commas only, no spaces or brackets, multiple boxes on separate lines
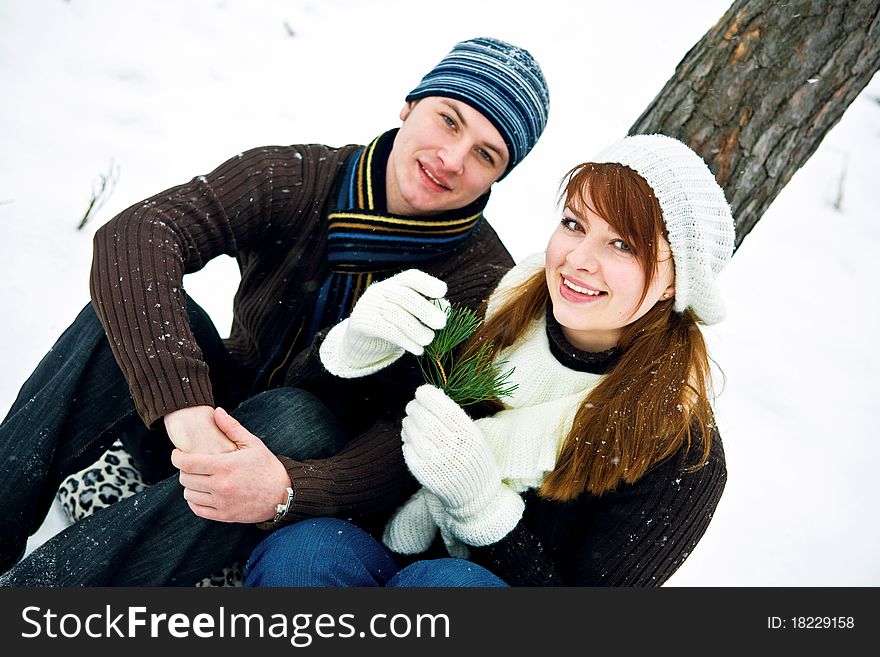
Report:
1,0,878,586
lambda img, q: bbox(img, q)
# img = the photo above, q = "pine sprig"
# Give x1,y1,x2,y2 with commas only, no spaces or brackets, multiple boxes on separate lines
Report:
418,302,517,406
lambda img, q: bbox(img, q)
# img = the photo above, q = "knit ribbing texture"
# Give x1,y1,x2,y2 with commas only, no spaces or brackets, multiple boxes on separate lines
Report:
595,134,735,324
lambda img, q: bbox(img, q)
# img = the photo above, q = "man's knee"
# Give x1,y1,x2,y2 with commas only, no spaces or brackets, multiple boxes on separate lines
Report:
60,302,106,345
232,388,347,458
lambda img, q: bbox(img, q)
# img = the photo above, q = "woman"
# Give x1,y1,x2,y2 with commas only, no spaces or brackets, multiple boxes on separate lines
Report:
243,133,735,587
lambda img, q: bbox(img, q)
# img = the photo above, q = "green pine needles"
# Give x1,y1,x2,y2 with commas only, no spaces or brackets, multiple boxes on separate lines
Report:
418,302,517,407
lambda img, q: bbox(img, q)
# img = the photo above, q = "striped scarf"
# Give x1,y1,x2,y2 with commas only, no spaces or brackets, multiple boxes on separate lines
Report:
305,128,489,341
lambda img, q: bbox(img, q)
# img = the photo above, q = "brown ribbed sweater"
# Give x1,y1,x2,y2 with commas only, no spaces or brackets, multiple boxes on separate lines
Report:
90,142,514,427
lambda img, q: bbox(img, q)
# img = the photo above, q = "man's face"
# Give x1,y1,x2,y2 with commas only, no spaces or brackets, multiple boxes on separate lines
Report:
385,97,510,216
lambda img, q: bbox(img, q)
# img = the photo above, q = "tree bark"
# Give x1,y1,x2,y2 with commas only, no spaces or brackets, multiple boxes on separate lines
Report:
630,0,880,251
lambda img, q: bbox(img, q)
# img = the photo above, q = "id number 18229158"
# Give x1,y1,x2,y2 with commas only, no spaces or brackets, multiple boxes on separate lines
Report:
767,616,854,629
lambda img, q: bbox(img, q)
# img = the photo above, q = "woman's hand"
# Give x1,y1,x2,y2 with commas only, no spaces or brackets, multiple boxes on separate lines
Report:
400,384,523,546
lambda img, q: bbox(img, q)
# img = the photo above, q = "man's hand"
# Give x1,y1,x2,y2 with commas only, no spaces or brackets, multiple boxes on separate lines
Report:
163,405,236,453
319,269,449,378
171,407,292,523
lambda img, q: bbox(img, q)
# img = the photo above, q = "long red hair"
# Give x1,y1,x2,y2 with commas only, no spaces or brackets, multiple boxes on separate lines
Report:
465,163,716,499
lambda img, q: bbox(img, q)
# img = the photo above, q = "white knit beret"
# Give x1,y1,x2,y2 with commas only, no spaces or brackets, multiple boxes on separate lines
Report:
594,134,735,324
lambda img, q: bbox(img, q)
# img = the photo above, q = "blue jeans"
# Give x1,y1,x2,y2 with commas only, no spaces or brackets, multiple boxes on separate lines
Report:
244,518,508,587
0,302,348,586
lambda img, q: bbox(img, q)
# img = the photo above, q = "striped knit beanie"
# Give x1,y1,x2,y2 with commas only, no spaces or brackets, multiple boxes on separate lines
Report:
595,134,735,325
406,36,549,179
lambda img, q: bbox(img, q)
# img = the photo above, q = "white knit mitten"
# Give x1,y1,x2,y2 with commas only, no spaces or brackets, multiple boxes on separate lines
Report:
383,488,440,554
383,489,471,558
319,269,448,378
401,385,524,547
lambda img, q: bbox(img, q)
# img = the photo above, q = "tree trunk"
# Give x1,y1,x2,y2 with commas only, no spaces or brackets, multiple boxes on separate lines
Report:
630,0,880,251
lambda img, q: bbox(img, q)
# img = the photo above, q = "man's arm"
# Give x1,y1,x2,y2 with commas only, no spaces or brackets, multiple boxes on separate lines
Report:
170,406,409,525
171,216,516,520
89,146,317,428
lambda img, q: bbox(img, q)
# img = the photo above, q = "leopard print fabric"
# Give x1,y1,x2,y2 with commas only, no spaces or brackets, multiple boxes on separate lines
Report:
56,440,147,519
56,439,244,586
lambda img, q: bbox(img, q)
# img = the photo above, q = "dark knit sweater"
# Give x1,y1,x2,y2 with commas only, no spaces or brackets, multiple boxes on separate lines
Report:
90,142,514,428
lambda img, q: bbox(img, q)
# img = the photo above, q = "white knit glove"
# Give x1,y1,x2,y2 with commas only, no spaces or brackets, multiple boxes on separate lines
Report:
319,269,449,378
399,385,524,547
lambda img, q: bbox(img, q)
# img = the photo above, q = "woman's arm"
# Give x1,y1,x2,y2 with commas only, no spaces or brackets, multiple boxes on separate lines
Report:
566,433,726,586
470,430,727,586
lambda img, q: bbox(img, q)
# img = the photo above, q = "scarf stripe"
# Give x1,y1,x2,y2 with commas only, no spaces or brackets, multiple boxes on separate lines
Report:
329,232,478,244
330,225,477,236
329,213,481,228
361,137,373,208
324,209,482,272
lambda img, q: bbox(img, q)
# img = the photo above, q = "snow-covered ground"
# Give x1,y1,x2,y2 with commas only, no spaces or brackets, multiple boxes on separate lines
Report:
2,0,878,585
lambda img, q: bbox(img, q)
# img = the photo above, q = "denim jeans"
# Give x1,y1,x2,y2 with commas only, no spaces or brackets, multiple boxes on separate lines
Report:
0,301,348,586
243,517,508,587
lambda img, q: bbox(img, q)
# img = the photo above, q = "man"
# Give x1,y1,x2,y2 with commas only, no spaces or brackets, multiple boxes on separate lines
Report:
0,37,549,585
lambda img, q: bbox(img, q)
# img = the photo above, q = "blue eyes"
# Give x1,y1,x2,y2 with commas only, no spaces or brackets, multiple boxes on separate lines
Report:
440,113,495,166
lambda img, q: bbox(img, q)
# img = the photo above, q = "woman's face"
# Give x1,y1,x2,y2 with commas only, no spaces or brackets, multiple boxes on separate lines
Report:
544,191,675,352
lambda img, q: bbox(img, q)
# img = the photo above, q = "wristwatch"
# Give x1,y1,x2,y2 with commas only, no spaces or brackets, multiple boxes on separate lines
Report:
272,486,295,524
